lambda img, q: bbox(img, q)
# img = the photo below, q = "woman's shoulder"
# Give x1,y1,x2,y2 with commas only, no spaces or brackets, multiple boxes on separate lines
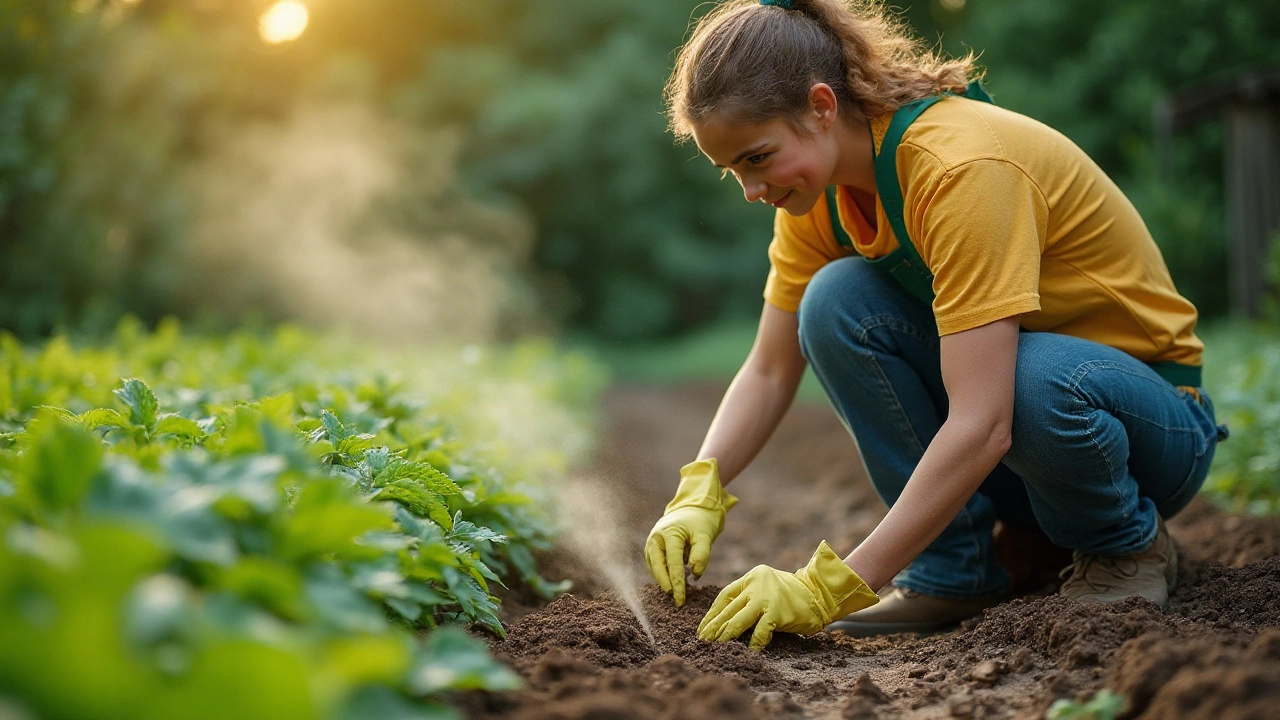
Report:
897,95,1080,173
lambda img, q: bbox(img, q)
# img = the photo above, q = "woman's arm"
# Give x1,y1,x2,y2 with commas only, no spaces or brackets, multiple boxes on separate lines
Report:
696,302,808,486
843,316,1021,591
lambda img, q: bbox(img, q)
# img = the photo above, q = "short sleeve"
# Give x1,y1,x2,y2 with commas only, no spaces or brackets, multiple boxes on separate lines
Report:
911,158,1047,335
764,206,844,313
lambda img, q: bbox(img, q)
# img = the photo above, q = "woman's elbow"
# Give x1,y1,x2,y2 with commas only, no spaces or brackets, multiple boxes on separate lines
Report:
953,413,1012,460
986,417,1013,459
992,425,1013,458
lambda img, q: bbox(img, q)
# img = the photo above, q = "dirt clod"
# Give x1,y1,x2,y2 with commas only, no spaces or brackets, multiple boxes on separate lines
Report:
841,695,883,719
947,693,977,718
851,672,890,703
969,659,1006,685
754,690,803,718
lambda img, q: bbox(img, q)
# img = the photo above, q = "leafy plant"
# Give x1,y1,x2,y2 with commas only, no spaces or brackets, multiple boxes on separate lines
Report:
1201,321,1280,513
0,320,603,718
1047,690,1124,720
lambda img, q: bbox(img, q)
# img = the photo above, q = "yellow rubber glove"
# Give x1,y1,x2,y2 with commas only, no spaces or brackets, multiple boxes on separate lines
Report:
644,458,738,607
697,541,879,651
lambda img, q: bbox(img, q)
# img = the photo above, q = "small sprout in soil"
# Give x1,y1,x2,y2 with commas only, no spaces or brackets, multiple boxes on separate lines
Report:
1046,689,1124,720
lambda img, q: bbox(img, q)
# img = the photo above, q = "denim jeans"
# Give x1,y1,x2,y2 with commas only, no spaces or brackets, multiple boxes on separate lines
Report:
796,257,1226,600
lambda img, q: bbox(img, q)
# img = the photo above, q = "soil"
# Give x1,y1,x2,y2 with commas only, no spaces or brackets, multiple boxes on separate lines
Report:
458,383,1280,719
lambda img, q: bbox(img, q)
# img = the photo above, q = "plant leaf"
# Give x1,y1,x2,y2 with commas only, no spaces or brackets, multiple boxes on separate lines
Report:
115,378,159,429
408,626,521,695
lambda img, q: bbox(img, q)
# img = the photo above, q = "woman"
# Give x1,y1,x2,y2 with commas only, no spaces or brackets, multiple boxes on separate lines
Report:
643,0,1226,651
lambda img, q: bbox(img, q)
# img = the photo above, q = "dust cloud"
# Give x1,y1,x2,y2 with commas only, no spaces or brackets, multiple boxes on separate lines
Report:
186,102,541,343
555,474,657,646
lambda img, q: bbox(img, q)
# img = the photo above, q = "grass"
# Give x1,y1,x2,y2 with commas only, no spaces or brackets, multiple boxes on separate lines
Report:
580,320,830,403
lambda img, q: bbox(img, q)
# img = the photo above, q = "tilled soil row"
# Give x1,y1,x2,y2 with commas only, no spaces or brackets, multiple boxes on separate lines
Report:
459,384,1280,719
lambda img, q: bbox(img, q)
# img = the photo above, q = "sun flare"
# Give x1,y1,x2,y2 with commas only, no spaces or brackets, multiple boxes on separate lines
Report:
259,1,309,44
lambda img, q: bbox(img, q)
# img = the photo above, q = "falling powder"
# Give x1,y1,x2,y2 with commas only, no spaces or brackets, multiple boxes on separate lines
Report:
555,475,656,646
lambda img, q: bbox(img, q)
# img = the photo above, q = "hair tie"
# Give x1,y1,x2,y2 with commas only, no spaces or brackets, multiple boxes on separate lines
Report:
760,0,794,8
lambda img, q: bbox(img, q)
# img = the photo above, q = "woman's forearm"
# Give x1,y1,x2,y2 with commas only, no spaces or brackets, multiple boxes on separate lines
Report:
844,413,1011,591
696,360,804,485
694,303,807,487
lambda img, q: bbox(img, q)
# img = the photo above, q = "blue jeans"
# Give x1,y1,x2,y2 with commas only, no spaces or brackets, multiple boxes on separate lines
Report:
796,257,1226,600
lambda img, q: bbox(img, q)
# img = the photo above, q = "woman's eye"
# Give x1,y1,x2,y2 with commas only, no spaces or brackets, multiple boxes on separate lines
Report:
747,154,768,165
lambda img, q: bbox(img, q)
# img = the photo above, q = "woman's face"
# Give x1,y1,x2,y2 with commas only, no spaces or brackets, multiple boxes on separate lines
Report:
692,114,836,216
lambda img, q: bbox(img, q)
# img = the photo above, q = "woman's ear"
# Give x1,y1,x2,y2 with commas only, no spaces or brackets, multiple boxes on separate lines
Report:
808,83,839,131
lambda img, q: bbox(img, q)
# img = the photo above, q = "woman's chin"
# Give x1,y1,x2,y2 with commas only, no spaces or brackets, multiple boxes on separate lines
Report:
782,192,818,216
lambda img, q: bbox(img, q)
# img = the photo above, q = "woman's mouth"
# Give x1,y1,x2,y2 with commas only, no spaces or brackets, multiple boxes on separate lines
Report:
769,191,792,208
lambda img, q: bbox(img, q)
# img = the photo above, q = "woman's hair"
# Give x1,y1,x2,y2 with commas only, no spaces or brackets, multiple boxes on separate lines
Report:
664,0,977,141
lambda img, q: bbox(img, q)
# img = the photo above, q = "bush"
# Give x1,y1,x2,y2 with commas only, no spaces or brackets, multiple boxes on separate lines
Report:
0,318,606,719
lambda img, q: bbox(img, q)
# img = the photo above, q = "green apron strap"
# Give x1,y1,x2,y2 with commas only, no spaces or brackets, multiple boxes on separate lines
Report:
833,80,1202,386
825,186,854,248
873,95,946,287
864,80,996,304
963,79,994,104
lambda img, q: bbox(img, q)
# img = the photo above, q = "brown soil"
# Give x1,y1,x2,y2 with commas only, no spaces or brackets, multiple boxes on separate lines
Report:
458,383,1280,719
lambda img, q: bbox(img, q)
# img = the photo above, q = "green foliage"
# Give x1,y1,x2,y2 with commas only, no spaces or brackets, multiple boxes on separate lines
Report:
395,0,779,339
0,319,603,718
950,0,1280,317
0,0,302,336
8,0,1274,345
1201,321,1280,513
1199,239,1280,513
1047,689,1124,720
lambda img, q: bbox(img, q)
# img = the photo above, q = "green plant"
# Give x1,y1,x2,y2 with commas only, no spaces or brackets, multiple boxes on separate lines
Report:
1046,689,1124,720
1201,321,1280,513
0,319,604,719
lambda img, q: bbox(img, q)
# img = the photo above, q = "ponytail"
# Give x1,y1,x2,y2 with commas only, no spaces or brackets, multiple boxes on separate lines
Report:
665,0,976,140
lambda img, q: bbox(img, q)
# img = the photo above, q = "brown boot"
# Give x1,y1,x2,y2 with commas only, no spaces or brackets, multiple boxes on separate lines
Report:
825,587,1007,638
1058,517,1178,607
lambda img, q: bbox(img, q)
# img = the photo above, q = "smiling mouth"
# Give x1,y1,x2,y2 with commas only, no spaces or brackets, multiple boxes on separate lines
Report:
769,191,792,208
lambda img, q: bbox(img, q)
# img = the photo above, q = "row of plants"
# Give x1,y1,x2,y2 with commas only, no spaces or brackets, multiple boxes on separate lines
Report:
0,318,606,719
1198,234,1280,513
1201,323,1280,514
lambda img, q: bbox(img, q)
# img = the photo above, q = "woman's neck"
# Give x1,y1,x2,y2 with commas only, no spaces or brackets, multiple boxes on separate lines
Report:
828,113,876,194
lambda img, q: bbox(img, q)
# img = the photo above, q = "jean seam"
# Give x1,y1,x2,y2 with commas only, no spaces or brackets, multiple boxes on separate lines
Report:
1112,409,1203,435
849,314,939,351
896,571,1008,600
1067,363,1128,525
848,318,933,458
956,506,986,593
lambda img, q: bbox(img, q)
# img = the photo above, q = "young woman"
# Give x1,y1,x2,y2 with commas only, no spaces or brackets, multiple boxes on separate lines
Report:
643,0,1227,651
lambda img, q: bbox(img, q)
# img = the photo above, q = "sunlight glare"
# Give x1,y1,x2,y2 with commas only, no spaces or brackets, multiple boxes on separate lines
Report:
259,1,309,44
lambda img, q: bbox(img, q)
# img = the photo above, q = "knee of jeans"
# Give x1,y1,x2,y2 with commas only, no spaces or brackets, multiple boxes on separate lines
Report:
797,259,866,361
1008,351,1084,461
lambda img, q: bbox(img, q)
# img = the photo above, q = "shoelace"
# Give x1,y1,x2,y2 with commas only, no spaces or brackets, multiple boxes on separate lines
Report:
1060,555,1142,593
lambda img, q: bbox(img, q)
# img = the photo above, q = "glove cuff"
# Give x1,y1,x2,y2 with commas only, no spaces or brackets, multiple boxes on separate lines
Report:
798,541,879,624
665,458,739,514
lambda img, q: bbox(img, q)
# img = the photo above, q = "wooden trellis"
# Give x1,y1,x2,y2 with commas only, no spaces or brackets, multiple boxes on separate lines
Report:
1157,67,1280,318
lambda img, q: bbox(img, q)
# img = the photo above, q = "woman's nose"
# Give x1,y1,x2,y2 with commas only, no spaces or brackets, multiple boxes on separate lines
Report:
741,178,768,204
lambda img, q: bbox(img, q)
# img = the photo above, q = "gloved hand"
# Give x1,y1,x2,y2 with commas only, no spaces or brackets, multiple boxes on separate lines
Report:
644,458,738,607
697,541,879,650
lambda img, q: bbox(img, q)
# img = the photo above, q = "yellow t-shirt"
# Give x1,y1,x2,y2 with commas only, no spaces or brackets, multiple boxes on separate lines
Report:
764,95,1203,368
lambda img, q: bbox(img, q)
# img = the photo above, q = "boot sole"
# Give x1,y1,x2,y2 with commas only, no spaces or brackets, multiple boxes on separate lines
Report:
825,616,976,638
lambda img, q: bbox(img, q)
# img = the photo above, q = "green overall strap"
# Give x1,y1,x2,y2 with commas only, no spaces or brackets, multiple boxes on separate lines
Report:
822,83,991,304
856,79,1203,388
825,186,855,248
870,94,949,303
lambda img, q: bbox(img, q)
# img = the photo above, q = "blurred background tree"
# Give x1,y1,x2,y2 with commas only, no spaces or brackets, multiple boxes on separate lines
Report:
2,0,1278,341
